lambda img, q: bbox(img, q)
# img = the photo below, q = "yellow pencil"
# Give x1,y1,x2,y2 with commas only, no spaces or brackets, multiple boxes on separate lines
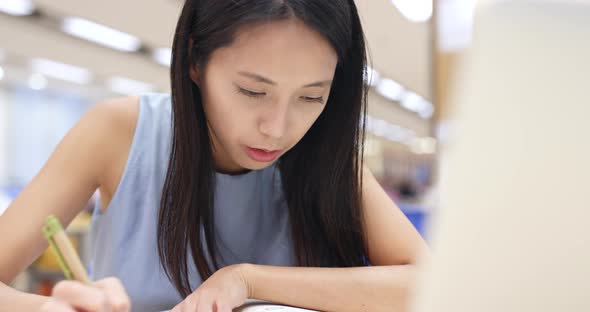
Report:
42,215,91,284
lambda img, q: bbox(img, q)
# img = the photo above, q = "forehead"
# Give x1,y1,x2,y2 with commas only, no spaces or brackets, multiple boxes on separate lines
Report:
207,18,338,81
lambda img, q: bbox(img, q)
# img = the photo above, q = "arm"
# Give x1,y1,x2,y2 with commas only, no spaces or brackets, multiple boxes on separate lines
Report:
244,167,429,312
0,97,138,310
244,264,416,312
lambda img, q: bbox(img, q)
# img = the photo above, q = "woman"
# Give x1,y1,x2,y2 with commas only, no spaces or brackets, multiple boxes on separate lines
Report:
0,0,428,311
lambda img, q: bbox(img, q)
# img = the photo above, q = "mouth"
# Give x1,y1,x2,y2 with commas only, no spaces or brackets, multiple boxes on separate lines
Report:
244,146,283,163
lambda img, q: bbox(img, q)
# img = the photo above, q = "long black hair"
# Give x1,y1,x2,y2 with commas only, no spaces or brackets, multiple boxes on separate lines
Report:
158,0,369,297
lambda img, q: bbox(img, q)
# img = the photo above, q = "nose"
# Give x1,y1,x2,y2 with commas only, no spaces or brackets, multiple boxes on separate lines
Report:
258,100,289,139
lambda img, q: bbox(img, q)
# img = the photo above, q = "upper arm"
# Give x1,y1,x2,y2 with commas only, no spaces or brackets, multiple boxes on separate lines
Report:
361,166,429,266
0,97,138,284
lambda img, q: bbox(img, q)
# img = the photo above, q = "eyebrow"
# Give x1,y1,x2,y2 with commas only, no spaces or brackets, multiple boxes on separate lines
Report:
237,71,332,88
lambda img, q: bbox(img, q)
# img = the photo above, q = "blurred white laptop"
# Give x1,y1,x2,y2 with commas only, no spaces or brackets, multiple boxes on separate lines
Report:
412,1,590,311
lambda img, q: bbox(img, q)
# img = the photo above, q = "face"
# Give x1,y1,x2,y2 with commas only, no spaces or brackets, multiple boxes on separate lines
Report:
190,18,338,174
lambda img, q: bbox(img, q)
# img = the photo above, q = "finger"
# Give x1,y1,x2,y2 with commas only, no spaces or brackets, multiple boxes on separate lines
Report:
93,277,132,312
52,280,108,311
178,293,199,312
214,301,233,312
169,297,193,312
40,298,77,312
196,298,214,312
170,304,180,312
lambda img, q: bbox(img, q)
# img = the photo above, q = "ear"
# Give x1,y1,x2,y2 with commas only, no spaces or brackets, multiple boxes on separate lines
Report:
187,37,201,86
189,64,201,86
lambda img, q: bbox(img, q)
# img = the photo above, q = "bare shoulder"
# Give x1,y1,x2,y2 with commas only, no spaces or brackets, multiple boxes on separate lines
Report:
79,96,140,187
91,96,140,137
90,96,140,210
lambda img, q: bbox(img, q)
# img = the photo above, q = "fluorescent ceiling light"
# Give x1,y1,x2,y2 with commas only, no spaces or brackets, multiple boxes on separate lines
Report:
29,73,47,90
61,17,141,52
0,0,34,16
391,0,433,23
411,137,437,154
376,78,405,102
437,0,477,51
418,102,434,119
108,76,154,95
368,71,434,118
401,91,435,119
0,67,4,81
371,118,389,137
30,58,92,84
366,115,415,144
364,65,381,87
401,92,425,112
153,48,172,67
397,128,416,144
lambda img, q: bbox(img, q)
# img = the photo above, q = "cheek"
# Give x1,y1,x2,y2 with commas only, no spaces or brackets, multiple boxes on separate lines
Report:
202,91,241,140
204,92,262,147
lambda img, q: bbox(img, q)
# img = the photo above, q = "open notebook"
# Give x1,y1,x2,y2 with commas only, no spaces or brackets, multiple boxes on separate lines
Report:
234,299,317,311
160,299,318,312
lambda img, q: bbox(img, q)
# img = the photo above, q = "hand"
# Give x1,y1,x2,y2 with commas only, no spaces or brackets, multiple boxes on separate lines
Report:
40,277,131,312
171,264,250,312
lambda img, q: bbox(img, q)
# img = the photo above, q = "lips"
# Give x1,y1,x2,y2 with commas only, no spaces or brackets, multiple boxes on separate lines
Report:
244,146,282,162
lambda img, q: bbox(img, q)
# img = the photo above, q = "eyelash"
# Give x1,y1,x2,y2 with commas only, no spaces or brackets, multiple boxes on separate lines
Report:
237,87,265,98
236,87,324,104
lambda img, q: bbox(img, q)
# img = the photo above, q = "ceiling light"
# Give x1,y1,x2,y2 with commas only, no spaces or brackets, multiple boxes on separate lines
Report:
411,137,437,154
153,48,172,67
364,65,381,87
391,0,433,23
108,76,154,95
28,73,47,90
401,92,425,112
376,78,405,102
61,17,141,52
0,0,34,16
400,91,435,119
437,0,477,51
30,58,92,84
418,102,434,119
366,115,416,144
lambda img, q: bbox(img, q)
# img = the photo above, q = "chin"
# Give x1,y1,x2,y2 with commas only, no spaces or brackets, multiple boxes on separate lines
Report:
240,158,278,171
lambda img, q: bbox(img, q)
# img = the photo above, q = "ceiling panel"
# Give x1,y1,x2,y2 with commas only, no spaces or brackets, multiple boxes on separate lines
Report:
1,0,432,134
34,0,181,48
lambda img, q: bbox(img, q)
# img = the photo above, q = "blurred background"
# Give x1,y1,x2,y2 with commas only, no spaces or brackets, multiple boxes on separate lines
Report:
0,0,474,295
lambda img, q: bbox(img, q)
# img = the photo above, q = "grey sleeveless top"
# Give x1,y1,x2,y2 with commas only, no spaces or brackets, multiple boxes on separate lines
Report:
89,93,295,311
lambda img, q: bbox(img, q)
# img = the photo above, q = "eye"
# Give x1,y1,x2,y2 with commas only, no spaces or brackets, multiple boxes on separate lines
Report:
300,96,324,104
237,87,266,98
